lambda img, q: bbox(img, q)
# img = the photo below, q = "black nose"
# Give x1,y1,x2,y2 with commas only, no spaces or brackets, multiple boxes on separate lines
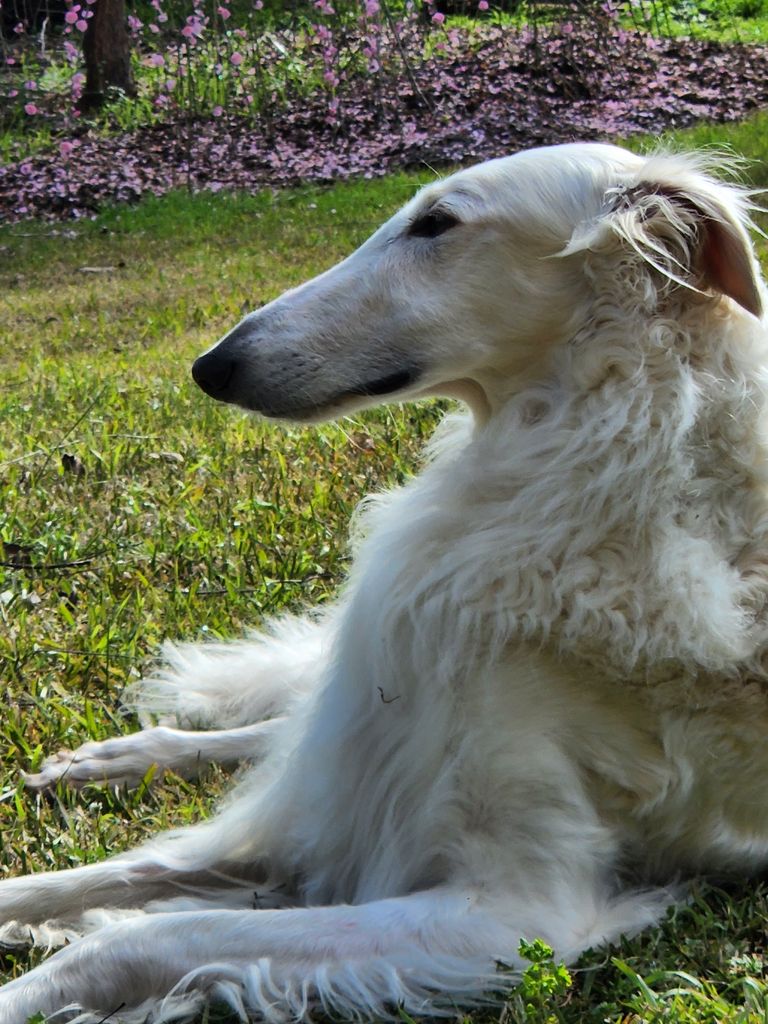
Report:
192,349,236,400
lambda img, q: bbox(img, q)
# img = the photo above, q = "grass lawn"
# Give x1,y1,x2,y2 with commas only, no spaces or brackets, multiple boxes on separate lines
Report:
3,116,768,1021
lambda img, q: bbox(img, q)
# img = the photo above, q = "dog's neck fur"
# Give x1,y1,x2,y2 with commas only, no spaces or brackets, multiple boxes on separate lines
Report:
547,253,768,680
349,284,768,694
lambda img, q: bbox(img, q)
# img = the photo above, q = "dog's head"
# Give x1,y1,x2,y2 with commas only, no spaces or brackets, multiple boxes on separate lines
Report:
193,143,764,423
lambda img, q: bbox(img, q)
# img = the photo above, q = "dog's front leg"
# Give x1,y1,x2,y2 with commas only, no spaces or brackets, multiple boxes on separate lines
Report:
0,883,679,1023
0,850,269,951
0,889,520,1022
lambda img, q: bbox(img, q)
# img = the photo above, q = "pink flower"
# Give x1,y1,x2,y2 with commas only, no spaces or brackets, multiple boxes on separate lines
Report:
364,0,380,13
431,10,445,22
127,13,143,32
147,53,165,66
149,22,160,32
253,0,263,7
23,103,38,115
24,79,37,90
6,57,16,65
477,0,489,8
75,19,87,30
230,51,243,65
217,5,231,17
158,12,168,21
60,140,75,159
212,105,224,116
64,9,79,23
182,15,204,39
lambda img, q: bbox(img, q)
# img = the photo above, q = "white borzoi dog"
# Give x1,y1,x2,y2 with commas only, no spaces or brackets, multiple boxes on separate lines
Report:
1,141,767,1022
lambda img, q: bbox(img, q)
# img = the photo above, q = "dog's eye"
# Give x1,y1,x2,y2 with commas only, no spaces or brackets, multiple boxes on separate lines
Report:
408,208,460,239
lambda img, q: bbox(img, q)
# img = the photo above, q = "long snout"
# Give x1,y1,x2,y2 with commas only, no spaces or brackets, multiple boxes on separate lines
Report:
190,224,434,422
191,303,423,422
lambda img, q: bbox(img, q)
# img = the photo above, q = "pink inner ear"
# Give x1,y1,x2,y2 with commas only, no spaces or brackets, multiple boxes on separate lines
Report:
700,217,763,319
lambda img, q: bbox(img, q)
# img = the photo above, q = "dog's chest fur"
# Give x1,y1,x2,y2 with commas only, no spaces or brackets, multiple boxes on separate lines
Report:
280,333,768,901
287,637,768,903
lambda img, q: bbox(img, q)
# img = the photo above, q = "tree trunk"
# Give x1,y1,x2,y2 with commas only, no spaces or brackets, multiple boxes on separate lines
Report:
81,0,135,113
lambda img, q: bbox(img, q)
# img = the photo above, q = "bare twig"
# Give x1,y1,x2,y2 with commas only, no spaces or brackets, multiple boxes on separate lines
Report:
31,386,107,486
0,555,101,572
380,0,433,112
189,573,334,596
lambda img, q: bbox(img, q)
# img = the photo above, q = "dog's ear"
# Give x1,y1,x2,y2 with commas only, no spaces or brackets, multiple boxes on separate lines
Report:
608,179,763,319
695,203,762,318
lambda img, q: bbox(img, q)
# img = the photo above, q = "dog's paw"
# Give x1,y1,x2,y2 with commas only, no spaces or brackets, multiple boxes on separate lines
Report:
23,734,161,790
0,920,35,950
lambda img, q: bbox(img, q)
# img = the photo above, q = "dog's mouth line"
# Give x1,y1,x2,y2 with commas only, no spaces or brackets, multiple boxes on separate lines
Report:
256,367,423,420
344,367,421,400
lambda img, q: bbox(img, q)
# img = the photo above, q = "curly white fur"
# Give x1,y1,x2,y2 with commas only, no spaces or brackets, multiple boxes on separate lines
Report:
3,142,768,1023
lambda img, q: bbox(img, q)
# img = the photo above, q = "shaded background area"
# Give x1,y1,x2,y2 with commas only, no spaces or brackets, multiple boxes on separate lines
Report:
3,0,768,221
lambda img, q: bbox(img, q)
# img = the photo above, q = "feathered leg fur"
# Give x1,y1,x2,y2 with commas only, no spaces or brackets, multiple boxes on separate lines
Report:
24,614,327,789
0,886,676,1024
